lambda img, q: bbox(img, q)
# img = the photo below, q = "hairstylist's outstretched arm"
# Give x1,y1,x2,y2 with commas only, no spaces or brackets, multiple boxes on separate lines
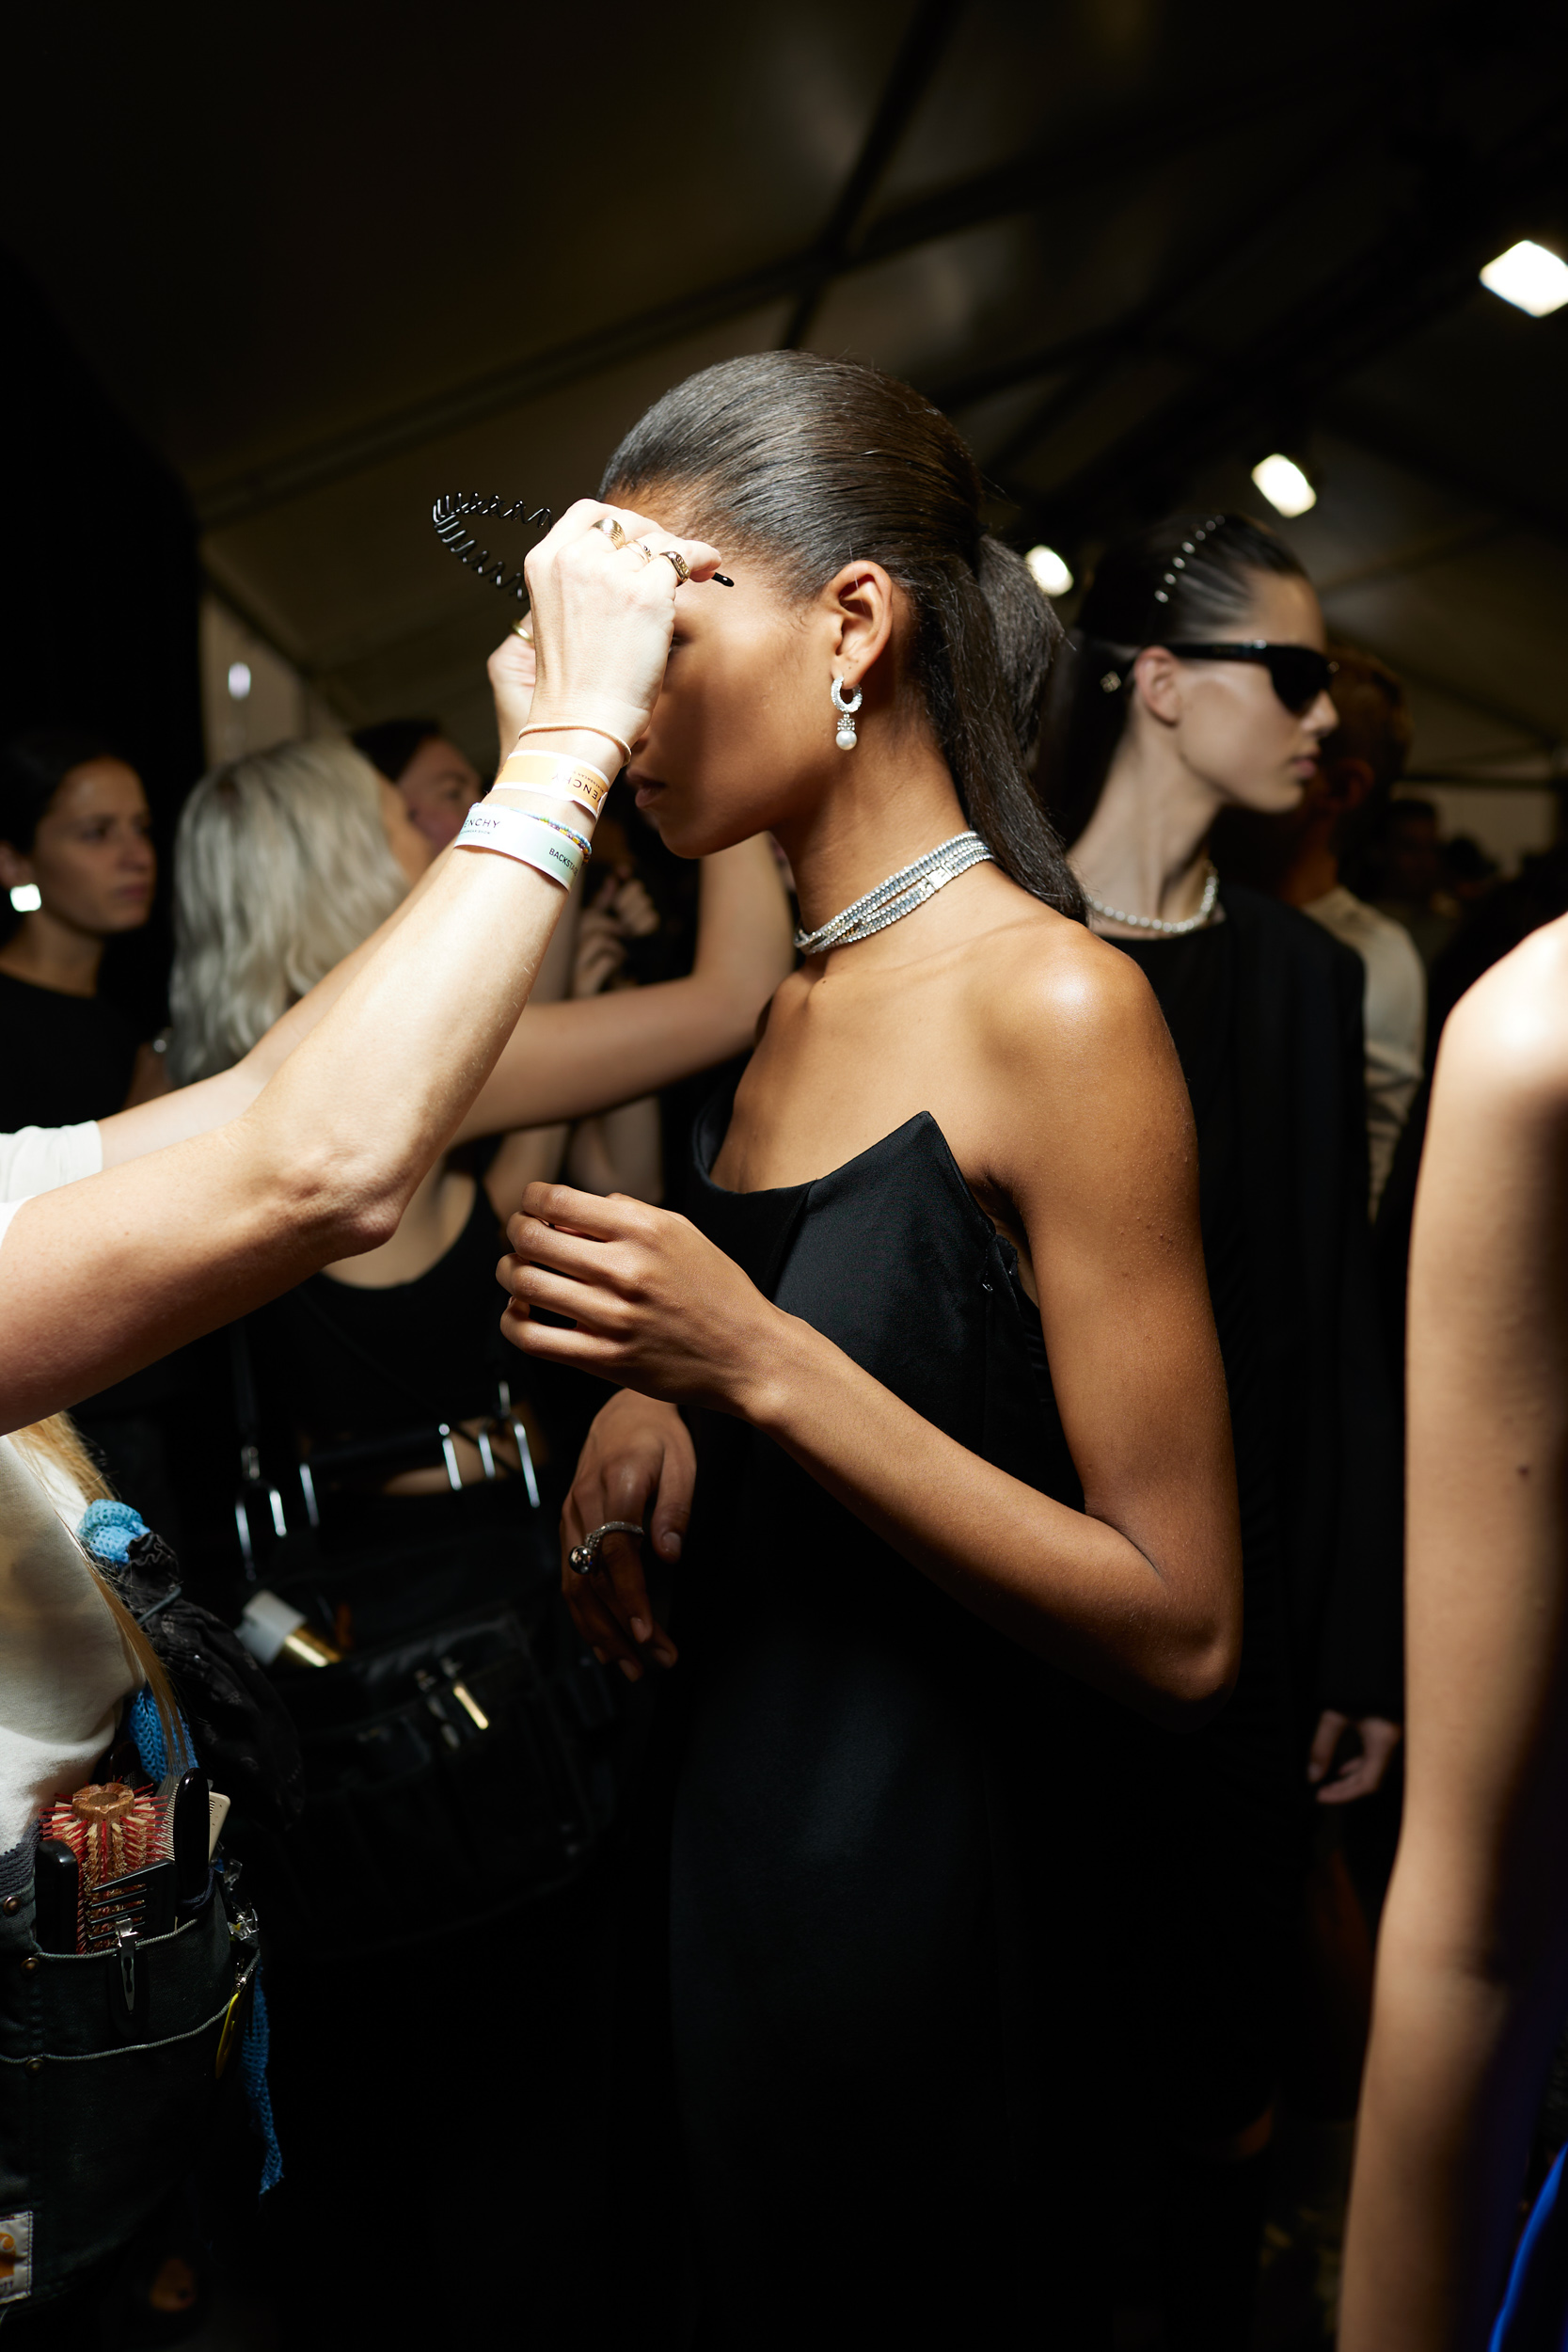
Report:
0,501,723,1430
98,637,791,1170
1341,916,1568,2352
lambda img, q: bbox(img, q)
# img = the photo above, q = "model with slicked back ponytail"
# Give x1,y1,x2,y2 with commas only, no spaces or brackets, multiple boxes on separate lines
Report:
602,351,1084,921
538,358,1246,2344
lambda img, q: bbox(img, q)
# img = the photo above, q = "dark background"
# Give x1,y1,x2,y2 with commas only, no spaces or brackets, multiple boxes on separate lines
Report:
4,0,1566,816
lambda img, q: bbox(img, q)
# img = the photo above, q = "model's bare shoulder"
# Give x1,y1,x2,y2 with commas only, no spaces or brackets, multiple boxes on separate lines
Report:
966,910,1177,1085
1439,914,1568,1118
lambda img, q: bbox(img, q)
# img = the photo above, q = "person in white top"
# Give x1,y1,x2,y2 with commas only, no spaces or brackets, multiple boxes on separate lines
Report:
1216,644,1424,1215
0,1422,141,1854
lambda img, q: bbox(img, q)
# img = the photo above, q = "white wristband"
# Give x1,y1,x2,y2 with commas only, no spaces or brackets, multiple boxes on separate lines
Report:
454,802,591,890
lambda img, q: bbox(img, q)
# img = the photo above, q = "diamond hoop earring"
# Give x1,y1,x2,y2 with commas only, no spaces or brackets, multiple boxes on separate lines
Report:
832,676,863,751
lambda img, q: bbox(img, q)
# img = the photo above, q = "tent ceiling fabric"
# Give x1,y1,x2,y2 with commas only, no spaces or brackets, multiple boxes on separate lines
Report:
7,0,1568,780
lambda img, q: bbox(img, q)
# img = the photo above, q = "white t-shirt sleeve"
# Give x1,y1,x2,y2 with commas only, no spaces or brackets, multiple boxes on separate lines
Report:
0,1121,103,1256
0,1436,136,1851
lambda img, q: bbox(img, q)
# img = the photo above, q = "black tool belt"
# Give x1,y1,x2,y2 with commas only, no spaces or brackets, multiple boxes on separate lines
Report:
0,1860,258,2315
223,1325,619,1963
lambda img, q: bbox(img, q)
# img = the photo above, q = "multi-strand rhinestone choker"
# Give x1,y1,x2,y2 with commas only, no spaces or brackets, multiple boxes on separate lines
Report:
794,832,996,957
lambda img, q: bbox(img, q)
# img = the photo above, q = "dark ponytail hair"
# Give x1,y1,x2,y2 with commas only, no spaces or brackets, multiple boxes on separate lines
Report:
602,351,1084,921
1038,511,1310,846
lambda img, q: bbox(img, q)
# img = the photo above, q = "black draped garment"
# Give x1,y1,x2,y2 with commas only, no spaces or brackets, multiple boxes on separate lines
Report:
1099,884,1404,2136
628,1084,1106,2347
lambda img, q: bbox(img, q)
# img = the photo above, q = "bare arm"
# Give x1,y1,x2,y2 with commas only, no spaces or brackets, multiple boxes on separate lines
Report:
506,944,1240,1721
1,845,569,1427
1341,919,1568,2352
2,500,728,1427
98,829,788,1171
452,833,789,1139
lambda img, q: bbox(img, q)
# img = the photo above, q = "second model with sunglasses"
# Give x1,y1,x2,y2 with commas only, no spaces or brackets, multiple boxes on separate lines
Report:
1037,509,1403,2345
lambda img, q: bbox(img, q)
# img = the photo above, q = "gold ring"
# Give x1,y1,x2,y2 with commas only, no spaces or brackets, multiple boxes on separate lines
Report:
592,516,627,548
510,616,533,643
632,541,656,564
657,548,691,583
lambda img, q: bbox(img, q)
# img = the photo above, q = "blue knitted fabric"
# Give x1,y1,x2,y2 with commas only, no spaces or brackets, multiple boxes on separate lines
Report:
126,1685,194,1783
76,1499,146,1564
242,1978,284,2192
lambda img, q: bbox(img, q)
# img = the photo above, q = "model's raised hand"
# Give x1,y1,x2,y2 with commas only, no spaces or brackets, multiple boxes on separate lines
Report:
499,1184,781,1411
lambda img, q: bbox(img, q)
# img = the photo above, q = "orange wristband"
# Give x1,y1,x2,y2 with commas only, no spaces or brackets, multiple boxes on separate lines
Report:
494,751,611,821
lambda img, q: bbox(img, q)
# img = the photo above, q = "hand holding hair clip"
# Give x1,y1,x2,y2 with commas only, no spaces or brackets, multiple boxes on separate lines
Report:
434,492,733,592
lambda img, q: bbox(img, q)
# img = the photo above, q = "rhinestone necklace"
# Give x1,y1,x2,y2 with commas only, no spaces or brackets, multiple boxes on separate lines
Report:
794,831,996,956
1081,860,1220,937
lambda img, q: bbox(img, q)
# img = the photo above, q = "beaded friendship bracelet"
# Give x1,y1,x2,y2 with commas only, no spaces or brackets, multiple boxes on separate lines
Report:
454,802,592,890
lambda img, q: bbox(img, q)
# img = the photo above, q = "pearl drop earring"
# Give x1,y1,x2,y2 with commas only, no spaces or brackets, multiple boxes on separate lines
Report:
832,675,863,750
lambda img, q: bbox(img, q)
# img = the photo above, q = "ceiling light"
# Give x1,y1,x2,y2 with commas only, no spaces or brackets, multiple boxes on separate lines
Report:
1251,453,1317,517
227,660,252,701
8,884,41,914
1479,239,1568,317
1025,545,1073,596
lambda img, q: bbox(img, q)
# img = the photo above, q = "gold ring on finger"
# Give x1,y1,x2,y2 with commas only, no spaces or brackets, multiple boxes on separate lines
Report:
592,516,628,548
656,548,691,583
510,616,533,642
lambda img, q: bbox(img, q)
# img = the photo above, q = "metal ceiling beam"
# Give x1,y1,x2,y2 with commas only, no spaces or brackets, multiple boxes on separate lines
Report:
1001,85,1568,552
1312,517,1513,599
1320,397,1568,557
783,0,966,351
977,94,1383,487
195,56,1366,535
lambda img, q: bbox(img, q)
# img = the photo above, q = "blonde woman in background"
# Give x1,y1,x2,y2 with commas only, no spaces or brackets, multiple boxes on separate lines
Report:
166,737,674,1505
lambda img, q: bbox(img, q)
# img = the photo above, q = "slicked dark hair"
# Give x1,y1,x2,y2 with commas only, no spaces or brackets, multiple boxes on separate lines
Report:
351,717,442,786
0,725,123,852
602,352,1084,921
1038,511,1311,845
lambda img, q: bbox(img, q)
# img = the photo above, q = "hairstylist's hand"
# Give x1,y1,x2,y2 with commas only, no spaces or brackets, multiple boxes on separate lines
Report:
520,501,724,758
499,1183,782,1414
487,623,537,758
561,1391,691,1680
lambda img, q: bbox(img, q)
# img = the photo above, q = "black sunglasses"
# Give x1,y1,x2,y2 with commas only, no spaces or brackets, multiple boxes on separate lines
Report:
1160,642,1337,715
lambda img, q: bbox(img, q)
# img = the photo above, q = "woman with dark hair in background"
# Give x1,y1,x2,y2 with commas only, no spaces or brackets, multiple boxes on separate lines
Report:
498,352,1244,2345
1039,512,1405,2344
351,714,483,850
0,727,163,1126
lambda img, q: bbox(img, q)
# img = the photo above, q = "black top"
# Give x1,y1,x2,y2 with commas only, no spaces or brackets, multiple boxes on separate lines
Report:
245,1178,515,1449
1123,886,1402,1723
0,969,140,1127
639,1085,1102,2344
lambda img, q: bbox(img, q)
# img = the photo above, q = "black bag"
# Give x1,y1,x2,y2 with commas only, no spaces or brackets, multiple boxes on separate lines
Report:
222,1327,620,1963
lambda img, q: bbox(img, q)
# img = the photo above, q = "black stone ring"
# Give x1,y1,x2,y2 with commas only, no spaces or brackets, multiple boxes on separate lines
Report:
568,1520,644,1577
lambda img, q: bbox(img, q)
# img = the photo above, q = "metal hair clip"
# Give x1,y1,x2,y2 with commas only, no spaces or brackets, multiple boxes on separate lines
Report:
433,492,554,601
432,491,734,596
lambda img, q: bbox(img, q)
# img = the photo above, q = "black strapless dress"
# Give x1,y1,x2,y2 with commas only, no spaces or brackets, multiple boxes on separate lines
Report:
629,1086,1107,2345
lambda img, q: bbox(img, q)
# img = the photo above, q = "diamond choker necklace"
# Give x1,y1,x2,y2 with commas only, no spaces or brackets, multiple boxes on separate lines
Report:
794,832,996,956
